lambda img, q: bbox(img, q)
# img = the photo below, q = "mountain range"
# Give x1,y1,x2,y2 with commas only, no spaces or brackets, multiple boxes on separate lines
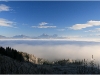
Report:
0,35,7,39
0,34,69,39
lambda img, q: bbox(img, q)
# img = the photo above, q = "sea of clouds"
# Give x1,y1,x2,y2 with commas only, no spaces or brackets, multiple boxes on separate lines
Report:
0,39,100,63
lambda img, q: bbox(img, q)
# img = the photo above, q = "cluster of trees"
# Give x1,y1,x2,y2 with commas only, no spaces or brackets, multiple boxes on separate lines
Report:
0,46,24,61
0,46,100,74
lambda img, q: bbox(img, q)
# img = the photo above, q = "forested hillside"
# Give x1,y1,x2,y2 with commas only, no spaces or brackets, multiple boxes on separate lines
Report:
0,46,100,74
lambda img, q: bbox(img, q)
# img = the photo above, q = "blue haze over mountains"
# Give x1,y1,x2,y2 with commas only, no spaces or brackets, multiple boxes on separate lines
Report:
0,33,68,39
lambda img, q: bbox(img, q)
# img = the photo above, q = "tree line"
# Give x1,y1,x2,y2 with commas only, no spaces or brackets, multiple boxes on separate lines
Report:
0,46,24,61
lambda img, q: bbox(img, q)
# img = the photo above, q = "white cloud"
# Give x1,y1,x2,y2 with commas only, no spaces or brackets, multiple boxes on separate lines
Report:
0,4,10,12
85,28,100,32
38,26,56,28
84,30,97,32
88,34,100,37
56,29,65,31
69,20,100,30
0,18,15,27
39,22,48,26
95,34,100,36
32,22,56,28
32,26,56,28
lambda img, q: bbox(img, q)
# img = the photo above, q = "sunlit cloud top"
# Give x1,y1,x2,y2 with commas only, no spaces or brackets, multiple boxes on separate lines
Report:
69,20,100,30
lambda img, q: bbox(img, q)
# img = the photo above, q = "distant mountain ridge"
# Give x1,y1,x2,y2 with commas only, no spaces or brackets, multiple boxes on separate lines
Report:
0,35,7,39
0,34,65,39
12,35,30,39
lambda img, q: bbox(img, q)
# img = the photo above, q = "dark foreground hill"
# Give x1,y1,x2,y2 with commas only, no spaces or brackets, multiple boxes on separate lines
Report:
0,46,100,74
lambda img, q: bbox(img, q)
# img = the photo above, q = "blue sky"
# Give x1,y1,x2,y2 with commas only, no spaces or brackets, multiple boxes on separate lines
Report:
1,1,100,38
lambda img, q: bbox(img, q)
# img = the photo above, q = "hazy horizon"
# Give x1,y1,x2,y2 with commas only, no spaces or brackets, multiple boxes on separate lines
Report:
0,40,100,64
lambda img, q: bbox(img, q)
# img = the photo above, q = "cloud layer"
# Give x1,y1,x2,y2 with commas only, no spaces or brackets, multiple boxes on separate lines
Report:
69,20,100,30
1,40,100,63
11,44,100,63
